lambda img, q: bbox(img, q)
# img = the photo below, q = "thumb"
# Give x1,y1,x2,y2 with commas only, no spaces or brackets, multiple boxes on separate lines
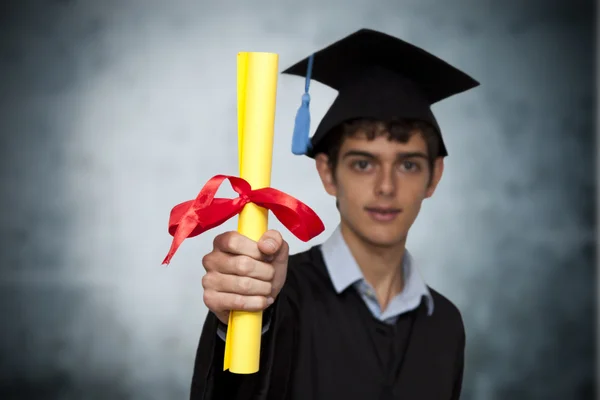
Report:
257,230,285,262
257,230,289,297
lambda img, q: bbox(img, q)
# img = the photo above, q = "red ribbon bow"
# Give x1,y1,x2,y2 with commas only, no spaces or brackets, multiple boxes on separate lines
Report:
162,175,325,264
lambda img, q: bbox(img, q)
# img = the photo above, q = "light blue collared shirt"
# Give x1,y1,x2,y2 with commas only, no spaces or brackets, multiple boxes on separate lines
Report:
217,225,434,340
320,225,434,323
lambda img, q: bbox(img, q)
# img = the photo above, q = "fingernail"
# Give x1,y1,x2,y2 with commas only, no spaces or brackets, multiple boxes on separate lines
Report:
266,297,274,306
264,239,276,252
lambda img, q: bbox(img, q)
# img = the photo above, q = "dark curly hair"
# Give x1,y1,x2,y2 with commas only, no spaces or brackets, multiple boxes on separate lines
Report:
314,118,441,182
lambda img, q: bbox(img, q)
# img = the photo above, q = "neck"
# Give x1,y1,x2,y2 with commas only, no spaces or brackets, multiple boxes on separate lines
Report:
340,223,406,311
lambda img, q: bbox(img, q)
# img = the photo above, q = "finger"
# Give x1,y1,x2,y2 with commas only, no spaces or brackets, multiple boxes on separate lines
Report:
271,239,289,297
213,231,263,260
228,254,276,280
203,252,275,280
203,290,272,313
272,236,289,265
203,272,273,297
257,230,284,260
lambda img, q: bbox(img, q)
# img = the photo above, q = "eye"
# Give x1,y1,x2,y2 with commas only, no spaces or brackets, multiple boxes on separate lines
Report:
351,160,372,171
400,160,420,172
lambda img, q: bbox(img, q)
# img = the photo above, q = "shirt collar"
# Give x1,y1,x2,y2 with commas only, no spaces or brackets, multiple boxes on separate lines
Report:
320,225,434,316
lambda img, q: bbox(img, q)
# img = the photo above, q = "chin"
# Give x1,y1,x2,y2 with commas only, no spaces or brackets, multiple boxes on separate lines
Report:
353,223,407,248
366,232,405,248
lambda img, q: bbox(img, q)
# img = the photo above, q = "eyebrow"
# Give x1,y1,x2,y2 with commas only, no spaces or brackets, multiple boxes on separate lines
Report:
341,150,429,160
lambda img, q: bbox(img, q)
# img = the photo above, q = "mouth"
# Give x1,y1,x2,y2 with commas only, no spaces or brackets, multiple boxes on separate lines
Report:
365,207,402,222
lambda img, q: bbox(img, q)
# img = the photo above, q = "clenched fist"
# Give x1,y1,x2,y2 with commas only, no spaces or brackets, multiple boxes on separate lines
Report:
201,230,289,325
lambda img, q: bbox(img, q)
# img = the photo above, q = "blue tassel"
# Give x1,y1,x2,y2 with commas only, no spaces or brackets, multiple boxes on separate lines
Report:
291,54,314,155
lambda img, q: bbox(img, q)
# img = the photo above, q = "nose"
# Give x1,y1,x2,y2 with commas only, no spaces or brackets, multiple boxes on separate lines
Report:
375,165,396,197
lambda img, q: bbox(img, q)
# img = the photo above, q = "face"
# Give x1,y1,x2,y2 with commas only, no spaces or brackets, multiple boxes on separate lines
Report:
316,131,444,248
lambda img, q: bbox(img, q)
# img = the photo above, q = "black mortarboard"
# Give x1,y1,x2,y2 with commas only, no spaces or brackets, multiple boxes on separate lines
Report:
283,28,479,158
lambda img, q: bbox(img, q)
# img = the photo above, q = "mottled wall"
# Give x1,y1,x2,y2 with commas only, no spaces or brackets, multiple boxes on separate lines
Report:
0,0,595,399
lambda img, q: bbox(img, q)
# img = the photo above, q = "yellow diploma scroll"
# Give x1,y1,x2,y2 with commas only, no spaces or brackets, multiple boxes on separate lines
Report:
223,51,279,374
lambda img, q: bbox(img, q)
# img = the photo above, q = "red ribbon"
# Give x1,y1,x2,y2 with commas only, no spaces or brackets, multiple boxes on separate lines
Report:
162,175,325,264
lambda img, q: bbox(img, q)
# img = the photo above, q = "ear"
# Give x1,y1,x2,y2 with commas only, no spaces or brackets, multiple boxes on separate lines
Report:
425,157,444,198
315,153,337,197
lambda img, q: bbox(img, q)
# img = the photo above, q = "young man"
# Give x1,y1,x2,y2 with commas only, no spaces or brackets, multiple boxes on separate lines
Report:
190,28,479,399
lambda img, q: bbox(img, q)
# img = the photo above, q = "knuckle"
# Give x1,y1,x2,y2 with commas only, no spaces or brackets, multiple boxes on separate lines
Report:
201,253,213,270
201,273,210,289
264,282,274,295
236,256,255,276
202,272,219,291
265,265,276,280
213,233,224,250
233,294,246,310
237,277,252,293
203,290,216,308
225,233,240,253
258,296,268,309
214,231,236,252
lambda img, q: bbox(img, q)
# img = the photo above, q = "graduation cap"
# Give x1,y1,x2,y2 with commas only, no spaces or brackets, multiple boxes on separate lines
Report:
283,28,479,158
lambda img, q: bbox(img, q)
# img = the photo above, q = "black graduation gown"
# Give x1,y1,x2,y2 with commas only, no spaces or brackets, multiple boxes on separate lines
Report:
189,245,466,400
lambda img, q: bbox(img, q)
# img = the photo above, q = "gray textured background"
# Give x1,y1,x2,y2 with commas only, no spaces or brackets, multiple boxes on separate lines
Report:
0,0,595,399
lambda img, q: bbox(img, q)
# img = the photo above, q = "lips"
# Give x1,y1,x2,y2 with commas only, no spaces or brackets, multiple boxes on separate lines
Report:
365,207,401,213
365,207,402,222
